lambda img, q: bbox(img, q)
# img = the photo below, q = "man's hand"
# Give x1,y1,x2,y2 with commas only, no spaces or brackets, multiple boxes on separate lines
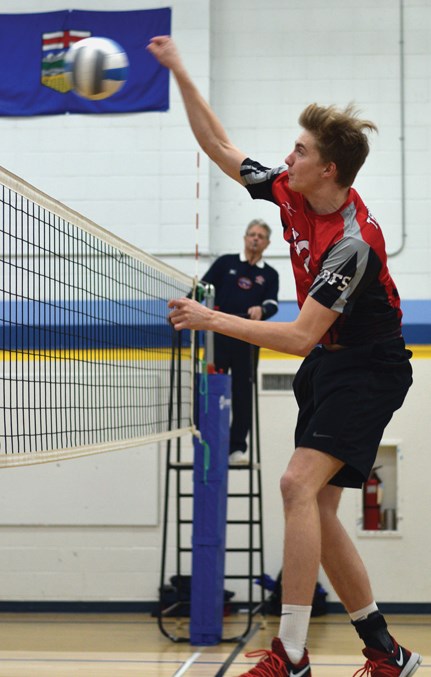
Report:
147,35,183,72
247,306,263,321
147,35,246,183
168,297,213,331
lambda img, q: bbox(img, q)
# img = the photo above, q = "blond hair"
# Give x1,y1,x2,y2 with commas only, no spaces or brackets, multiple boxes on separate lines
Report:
299,103,378,187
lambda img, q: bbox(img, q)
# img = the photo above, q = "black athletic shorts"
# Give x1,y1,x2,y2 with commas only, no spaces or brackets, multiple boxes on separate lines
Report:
293,338,413,489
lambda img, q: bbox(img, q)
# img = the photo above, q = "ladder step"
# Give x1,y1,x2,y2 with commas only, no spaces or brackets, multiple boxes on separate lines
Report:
226,547,262,552
169,462,194,469
224,574,264,580
229,463,261,470
227,519,261,525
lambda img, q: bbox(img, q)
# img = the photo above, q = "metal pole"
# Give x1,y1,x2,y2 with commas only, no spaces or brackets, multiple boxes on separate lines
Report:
203,283,215,367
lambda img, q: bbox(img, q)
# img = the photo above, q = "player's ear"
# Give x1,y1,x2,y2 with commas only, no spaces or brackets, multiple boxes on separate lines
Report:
323,161,337,178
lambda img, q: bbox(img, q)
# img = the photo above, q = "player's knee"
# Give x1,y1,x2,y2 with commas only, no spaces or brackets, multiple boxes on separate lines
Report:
279,469,309,508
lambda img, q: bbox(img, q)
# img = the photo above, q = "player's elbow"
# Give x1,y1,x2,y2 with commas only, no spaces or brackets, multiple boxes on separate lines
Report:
287,326,317,357
296,343,315,357
290,343,313,358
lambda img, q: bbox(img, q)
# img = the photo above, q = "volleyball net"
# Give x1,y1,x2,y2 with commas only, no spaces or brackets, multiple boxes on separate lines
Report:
0,167,195,467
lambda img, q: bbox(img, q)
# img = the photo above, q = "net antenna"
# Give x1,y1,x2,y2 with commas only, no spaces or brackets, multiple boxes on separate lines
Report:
0,166,196,467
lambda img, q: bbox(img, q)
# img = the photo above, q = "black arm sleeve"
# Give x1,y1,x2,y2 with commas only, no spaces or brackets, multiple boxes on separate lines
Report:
241,158,287,202
261,267,279,320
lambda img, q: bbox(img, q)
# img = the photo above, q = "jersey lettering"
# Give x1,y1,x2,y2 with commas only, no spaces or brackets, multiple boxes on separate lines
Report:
287,227,311,273
320,269,352,291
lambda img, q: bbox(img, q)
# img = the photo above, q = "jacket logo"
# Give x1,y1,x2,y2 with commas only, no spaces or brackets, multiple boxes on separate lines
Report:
366,210,380,230
238,276,253,290
284,201,297,216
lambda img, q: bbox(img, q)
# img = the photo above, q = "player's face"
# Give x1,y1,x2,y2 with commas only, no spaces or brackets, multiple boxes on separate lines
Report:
284,130,327,195
244,226,269,257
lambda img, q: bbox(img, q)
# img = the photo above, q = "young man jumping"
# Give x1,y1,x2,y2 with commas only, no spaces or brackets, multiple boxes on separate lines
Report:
148,35,421,677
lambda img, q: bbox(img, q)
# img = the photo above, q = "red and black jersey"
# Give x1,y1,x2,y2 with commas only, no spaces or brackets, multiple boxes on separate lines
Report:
241,158,403,346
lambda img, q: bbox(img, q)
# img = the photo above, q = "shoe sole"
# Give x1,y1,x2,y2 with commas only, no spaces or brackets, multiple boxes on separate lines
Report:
229,453,249,465
400,652,422,677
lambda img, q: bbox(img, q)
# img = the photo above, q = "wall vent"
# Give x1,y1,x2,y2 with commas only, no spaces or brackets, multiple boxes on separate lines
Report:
261,373,295,391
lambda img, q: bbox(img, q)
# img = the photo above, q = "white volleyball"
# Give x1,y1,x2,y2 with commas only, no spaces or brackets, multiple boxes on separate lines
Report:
64,37,129,101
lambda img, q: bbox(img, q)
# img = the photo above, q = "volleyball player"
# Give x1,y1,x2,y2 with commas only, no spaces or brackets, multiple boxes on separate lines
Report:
148,36,422,677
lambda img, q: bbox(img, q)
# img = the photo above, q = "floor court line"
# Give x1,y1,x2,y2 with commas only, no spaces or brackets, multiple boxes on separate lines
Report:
0,613,428,676
172,652,201,676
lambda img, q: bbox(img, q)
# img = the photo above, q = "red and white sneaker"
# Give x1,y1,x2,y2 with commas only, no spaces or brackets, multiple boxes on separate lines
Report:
238,637,311,676
353,637,422,677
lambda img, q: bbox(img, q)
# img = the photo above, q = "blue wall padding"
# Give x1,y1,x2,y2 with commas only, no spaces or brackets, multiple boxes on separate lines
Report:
190,373,231,645
270,300,431,344
2,299,430,348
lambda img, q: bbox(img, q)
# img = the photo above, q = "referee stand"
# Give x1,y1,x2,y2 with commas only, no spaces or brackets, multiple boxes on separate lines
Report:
221,342,266,642
157,285,267,646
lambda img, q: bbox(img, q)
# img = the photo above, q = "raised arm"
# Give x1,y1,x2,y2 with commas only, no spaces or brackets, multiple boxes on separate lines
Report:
147,36,247,183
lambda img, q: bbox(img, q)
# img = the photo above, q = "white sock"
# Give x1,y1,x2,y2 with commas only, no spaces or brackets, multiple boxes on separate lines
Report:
349,601,379,622
278,604,312,664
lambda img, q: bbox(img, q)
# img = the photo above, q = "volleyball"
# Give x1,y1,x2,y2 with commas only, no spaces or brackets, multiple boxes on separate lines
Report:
64,37,129,101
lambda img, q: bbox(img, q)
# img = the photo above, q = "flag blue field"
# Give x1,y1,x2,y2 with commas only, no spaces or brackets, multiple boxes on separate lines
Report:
0,8,171,116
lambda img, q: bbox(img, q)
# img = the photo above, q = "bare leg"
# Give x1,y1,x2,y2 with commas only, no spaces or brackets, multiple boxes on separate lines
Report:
280,447,344,605
318,484,374,612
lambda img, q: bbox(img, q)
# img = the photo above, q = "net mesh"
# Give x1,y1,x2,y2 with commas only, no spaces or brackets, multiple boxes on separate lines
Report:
0,167,194,467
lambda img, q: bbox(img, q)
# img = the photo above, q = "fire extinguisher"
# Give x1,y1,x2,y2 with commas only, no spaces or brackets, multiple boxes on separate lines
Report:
363,466,383,530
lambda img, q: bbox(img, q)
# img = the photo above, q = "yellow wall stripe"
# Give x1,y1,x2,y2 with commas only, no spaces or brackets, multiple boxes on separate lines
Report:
259,345,431,360
0,345,429,362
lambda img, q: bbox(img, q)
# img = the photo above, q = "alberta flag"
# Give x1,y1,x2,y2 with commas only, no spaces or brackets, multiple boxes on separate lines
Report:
0,8,171,116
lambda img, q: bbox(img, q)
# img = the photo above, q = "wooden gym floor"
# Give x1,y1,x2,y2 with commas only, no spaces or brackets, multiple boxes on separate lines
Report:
0,612,428,676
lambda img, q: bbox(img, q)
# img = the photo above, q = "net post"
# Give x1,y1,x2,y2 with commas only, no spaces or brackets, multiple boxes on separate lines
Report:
190,369,231,645
202,282,215,369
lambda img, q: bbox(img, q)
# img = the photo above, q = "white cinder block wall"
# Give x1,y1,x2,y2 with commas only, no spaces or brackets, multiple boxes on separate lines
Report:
0,0,429,606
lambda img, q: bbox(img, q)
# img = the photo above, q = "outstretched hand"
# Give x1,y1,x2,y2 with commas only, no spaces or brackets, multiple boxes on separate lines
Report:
147,35,182,71
168,297,213,332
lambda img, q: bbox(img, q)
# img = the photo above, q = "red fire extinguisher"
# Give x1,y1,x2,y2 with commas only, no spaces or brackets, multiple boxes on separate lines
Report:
363,466,383,530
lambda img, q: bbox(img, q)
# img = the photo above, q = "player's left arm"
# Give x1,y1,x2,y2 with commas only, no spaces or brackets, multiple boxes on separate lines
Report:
168,294,339,357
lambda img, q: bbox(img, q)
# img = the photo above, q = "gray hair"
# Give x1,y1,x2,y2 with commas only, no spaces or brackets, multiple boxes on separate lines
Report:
245,218,272,239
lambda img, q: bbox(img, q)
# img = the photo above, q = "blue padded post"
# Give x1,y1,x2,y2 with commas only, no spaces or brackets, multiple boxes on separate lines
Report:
190,373,231,645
